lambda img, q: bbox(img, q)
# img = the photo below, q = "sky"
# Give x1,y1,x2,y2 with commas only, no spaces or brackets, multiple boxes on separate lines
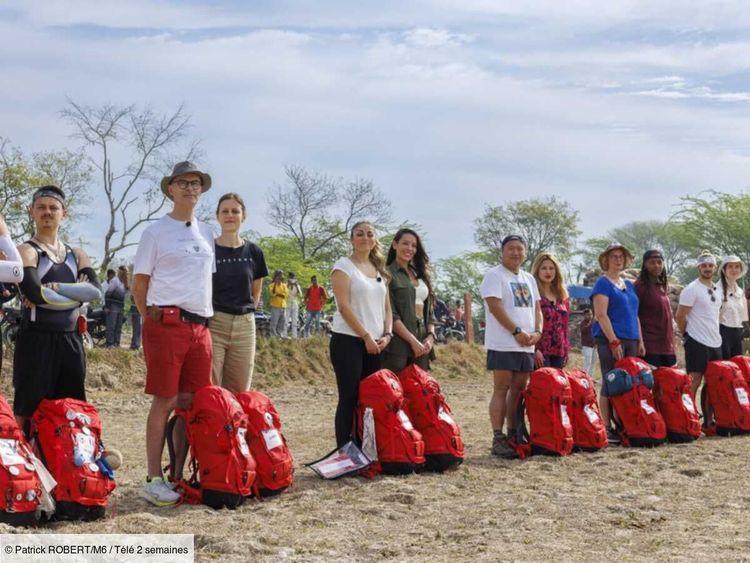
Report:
1,1,750,263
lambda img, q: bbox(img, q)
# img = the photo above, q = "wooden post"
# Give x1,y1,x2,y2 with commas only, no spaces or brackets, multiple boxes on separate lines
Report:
464,292,474,344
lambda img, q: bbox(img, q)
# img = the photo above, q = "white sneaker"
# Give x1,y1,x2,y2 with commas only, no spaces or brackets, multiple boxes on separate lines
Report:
142,477,180,506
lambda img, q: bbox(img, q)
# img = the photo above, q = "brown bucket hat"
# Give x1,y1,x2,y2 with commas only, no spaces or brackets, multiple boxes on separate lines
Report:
598,241,634,270
160,161,212,200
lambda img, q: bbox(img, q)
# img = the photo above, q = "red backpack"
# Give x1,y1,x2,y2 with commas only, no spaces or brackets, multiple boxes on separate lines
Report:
235,391,294,497
606,357,666,447
702,361,750,437
0,395,42,526
512,368,574,458
357,370,425,475
729,355,750,386
397,365,464,472
167,386,256,509
652,367,701,443
31,398,116,521
565,369,608,452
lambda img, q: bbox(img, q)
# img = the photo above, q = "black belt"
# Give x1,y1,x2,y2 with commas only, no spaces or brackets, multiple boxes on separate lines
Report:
179,309,210,326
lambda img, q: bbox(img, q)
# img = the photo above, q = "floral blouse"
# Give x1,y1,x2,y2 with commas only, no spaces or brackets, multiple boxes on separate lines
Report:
537,296,571,359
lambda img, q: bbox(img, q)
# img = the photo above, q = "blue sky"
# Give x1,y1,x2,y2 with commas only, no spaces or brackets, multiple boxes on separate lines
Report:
1,1,749,263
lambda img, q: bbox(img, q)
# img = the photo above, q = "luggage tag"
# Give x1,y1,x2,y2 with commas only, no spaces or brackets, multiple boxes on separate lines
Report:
162,307,179,325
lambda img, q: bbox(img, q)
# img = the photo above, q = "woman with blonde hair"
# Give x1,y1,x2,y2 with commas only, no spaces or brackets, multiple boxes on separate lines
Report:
531,252,570,369
329,221,393,447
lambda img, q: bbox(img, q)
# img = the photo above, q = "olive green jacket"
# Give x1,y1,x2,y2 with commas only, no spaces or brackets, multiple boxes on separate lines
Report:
385,261,436,359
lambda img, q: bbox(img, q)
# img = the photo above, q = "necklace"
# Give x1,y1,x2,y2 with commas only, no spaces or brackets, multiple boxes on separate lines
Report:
32,236,65,263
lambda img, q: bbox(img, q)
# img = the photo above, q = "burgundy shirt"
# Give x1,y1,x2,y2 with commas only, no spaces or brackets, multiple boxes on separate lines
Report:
580,318,594,348
537,297,571,359
634,279,675,355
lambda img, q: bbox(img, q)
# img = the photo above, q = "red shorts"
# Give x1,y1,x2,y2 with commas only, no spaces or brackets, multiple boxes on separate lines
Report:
143,316,212,397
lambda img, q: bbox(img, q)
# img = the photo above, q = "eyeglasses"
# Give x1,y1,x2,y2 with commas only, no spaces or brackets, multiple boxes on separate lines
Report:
171,179,202,190
708,287,716,302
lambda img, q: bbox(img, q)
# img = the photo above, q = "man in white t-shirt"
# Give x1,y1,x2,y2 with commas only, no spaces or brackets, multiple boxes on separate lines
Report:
676,251,723,397
132,161,215,506
480,235,543,458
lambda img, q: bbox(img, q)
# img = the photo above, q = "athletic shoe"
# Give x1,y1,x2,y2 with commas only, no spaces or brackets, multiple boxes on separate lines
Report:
491,433,518,459
142,477,180,506
606,429,621,446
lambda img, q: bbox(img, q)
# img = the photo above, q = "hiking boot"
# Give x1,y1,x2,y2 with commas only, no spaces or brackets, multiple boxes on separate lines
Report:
491,432,518,459
606,429,621,446
142,476,180,506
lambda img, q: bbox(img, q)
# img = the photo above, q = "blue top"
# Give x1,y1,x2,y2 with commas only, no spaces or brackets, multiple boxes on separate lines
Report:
591,276,640,340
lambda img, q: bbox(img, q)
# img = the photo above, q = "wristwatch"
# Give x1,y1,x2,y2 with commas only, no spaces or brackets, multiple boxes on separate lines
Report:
512,326,522,336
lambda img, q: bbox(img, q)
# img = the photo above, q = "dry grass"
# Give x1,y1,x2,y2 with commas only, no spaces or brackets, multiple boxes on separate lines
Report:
1,341,749,561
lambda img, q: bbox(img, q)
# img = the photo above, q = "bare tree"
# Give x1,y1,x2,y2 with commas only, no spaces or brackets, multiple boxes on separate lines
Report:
267,165,392,260
60,99,200,271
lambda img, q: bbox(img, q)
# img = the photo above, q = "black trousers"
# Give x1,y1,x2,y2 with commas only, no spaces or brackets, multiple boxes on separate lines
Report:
330,333,382,447
720,324,744,360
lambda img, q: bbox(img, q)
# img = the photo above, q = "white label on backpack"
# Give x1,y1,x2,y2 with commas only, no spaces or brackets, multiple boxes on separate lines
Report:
735,387,750,406
560,405,571,428
362,408,378,462
0,439,25,466
640,399,656,415
262,428,283,450
583,404,600,424
75,432,96,462
681,393,696,413
437,406,455,426
237,428,250,457
397,410,414,431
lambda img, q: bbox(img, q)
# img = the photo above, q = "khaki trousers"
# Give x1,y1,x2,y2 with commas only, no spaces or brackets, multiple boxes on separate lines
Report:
208,311,256,392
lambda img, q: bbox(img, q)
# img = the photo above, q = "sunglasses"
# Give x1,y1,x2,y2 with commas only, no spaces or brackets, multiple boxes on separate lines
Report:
707,286,717,302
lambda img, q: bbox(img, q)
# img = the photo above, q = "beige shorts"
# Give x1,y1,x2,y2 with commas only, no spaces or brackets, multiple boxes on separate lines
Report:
208,310,257,392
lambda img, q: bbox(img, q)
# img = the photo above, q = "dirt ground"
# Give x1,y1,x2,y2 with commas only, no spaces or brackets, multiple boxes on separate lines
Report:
2,346,750,561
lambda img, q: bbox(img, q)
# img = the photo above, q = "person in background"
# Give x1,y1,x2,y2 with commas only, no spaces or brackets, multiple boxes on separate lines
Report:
303,275,328,336
579,308,597,375
591,242,644,445
717,255,747,359
434,298,449,323
268,270,288,337
675,251,722,398
481,235,542,459
209,192,268,391
286,272,301,339
129,282,142,351
451,300,464,323
329,221,392,447
101,269,115,294
382,228,436,373
104,265,129,348
634,249,676,367
531,252,570,369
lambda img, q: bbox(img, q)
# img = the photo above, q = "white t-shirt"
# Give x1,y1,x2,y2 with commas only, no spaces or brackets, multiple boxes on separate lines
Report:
480,264,540,353
679,278,723,348
718,280,748,328
331,257,387,339
133,215,215,317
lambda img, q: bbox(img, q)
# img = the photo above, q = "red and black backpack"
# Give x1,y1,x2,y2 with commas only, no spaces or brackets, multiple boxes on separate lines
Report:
511,368,574,458
356,370,425,475
606,357,666,447
235,391,294,497
167,386,256,509
0,394,42,526
397,364,464,472
652,367,701,443
565,368,608,452
702,361,750,437
31,398,116,521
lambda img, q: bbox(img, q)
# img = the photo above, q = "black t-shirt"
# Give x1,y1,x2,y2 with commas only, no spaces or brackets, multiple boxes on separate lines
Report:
213,241,268,315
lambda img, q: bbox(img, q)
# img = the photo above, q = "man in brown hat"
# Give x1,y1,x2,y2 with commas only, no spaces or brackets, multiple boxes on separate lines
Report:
132,161,215,506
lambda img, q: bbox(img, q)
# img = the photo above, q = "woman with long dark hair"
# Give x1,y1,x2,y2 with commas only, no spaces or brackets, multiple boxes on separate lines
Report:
329,221,393,447
382,228,436,373
718,255,748,359
634,249,676,367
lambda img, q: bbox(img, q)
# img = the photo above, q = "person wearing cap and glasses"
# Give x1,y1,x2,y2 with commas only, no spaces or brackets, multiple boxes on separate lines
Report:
132,161,215,506
480,235,543,458
634,249,677,368
591,242,644,445
13,185,102,430
675,251,723,397
717,255,748,359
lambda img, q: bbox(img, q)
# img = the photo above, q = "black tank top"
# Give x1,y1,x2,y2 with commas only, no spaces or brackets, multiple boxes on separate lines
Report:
22,240,80,332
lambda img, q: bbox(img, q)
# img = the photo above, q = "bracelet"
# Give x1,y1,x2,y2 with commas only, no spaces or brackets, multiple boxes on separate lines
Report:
427,332,437,341
608,339,621,350
383,332,393,338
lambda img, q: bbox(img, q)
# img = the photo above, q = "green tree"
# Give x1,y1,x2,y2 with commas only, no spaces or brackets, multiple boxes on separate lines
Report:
434,251,485,305
473,196,581,267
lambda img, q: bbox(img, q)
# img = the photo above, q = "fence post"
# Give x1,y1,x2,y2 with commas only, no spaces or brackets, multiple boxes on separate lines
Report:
464,292,474,344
